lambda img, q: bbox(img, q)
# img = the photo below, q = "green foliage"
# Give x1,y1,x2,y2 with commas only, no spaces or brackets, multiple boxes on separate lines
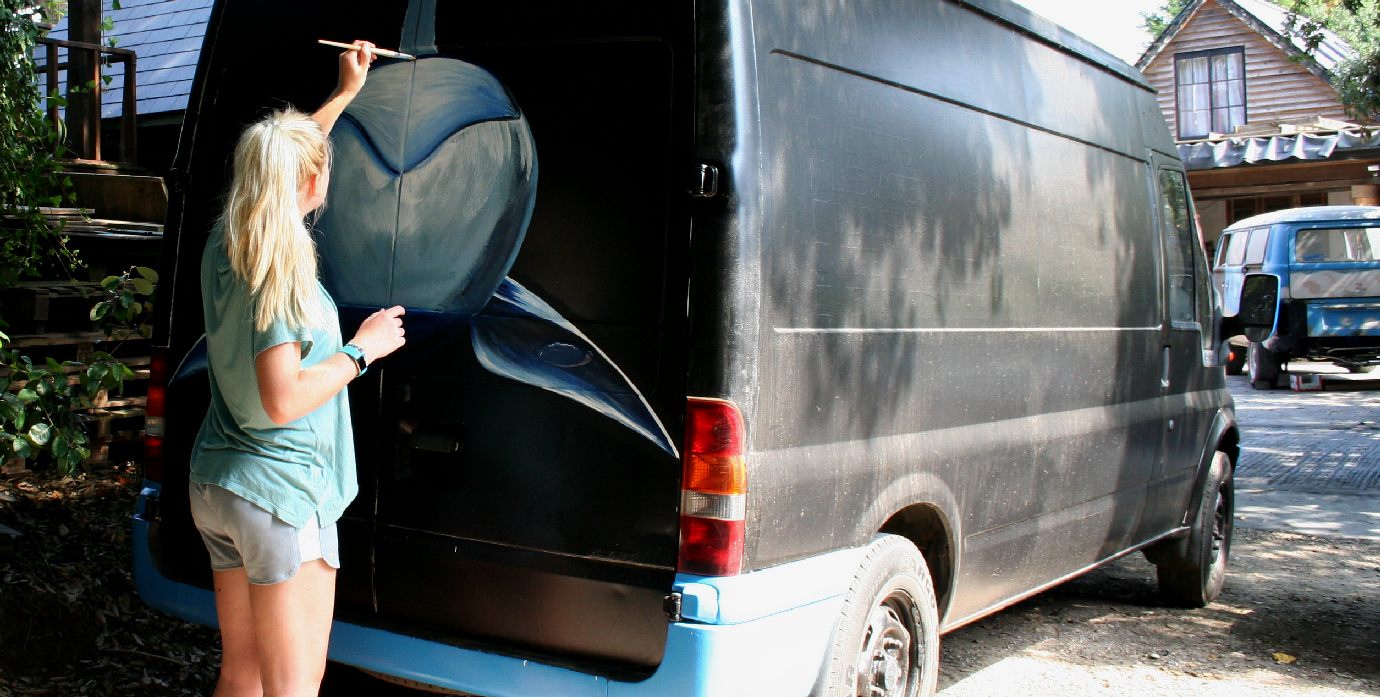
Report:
0,2,149,476
0,0,79,290
1280,0,1380,121
0,268,156,474
1333,50,1380,121
0,350,134,475
91,265,158,341
1142,0,1191,39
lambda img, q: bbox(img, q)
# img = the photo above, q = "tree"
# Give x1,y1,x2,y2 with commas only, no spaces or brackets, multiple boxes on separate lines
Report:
0,1,79,292
1142,0,1191,38
1279,0,1380,121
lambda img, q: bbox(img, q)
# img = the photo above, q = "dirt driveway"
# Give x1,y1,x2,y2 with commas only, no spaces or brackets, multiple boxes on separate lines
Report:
5,468,1374,697
936,527,1379,696
321,526,1380,696
4,375,1379,696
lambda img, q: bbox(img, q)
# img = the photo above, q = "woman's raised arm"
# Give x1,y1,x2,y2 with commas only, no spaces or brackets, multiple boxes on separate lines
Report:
312,39,376,135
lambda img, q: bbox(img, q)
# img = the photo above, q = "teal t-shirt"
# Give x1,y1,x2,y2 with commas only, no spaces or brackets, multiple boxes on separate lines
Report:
189,226,357,529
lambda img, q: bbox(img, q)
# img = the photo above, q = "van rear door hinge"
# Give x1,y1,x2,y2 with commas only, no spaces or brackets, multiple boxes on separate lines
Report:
689,164,719,198
663,592,683,622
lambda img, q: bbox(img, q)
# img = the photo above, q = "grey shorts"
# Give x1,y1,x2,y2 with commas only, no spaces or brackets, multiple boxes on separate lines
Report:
189,482,340,585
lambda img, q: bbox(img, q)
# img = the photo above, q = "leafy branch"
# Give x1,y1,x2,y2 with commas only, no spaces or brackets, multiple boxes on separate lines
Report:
91,265,157,342
0,351,134,474
0,0,80,289
1279,0,1379,122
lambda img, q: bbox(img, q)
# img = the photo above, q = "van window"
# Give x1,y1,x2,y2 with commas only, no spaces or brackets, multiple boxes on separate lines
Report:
1159,169,1197,324
1223,230,1248,266
1213,233,1232,268
1244,227,1269,265
1295,227,1380,262
1195,226,1213,346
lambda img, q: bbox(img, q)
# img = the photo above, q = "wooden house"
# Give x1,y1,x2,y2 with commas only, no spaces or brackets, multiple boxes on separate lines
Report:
1137,0,1380,250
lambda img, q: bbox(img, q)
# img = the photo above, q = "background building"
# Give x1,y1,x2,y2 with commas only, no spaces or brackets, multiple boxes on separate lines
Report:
1137,0,1380,252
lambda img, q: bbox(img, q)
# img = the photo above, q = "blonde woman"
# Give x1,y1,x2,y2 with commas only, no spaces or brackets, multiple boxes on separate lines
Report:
188,40,404,697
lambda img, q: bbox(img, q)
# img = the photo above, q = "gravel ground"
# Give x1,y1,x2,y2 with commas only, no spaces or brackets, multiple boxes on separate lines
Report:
938,527,1380,696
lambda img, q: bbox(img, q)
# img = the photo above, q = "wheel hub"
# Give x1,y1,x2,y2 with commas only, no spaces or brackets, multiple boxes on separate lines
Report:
1210,487,1230,567
856,601,912,696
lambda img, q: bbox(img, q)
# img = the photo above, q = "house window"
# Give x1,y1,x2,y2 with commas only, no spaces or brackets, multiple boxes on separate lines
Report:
1175,47,1246,140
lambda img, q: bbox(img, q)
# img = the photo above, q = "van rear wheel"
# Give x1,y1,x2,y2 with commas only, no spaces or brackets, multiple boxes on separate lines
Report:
815,534,939,697
1153,452,1233,607
1247,342,1281,389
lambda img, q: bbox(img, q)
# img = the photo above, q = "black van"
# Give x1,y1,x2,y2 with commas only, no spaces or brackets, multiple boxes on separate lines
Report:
134,1,1241,695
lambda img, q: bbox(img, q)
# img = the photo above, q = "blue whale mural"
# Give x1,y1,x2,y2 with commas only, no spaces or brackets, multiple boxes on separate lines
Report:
313,6,677,457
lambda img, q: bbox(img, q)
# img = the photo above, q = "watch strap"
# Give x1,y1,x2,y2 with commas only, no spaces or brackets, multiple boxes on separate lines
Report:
339,342,368,377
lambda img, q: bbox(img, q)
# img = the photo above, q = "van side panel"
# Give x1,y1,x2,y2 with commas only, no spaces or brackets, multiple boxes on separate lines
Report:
742,0,1169,620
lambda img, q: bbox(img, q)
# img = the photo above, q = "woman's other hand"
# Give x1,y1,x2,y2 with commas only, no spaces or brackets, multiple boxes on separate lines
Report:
337,39,376,97
351,305,406,364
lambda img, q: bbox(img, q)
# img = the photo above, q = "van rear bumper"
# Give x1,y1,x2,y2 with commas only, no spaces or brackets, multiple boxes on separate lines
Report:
1304,298,1380,338
133,486,854,697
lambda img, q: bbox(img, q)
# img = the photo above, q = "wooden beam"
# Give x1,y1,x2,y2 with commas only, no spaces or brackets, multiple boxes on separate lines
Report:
1188,158,1380,190
1189,177,1380,200
63,0,102,161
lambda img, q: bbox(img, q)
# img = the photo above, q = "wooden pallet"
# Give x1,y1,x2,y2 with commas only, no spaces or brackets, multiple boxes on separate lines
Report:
0,281,106,334
0,206,163,235
84,402,148,466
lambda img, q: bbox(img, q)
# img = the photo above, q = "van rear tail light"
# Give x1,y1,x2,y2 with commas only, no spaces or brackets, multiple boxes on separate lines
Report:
678,398,746,577
143,349,167,482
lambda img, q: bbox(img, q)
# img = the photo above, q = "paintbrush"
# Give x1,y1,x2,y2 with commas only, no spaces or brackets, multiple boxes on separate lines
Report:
318,39,417,61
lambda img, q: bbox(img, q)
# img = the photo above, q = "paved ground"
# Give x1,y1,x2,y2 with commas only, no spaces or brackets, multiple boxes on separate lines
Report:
1231,363,1380,540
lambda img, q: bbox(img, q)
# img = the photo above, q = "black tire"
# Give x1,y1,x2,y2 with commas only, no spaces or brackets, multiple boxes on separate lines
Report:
1223,342,1246,376
1247,341,1281,390
1154,451,1233,607
815,534,940,697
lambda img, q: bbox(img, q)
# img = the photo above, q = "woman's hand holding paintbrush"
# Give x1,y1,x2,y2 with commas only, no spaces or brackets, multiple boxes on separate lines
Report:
319,39,416,61
311,39,379,135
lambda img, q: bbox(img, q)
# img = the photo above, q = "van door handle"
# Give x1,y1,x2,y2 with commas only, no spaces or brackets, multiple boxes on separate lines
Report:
1161,346,1172,389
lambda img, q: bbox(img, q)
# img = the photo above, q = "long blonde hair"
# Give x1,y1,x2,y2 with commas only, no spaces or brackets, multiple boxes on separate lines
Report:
221,108,332,332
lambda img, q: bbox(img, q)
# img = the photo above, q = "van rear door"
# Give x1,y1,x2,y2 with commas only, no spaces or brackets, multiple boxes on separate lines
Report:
353,14,693,675
160,0,693,676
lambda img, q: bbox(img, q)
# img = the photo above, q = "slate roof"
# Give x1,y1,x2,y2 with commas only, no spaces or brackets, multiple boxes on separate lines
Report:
47,0,213,118
1137,0,1354,78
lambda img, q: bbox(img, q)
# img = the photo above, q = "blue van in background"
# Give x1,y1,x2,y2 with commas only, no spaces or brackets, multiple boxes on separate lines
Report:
1215,206,1380,389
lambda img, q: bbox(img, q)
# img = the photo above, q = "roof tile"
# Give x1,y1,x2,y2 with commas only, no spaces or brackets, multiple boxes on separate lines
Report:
48,0,210,116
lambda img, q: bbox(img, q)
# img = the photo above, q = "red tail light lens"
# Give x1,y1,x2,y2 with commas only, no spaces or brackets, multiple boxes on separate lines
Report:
678,398,747,577
143,349,167,482
678,517,744,576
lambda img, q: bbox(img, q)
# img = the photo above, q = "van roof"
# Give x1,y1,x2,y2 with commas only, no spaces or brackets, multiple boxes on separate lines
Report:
961,0,1152,88
1224,205,1380,231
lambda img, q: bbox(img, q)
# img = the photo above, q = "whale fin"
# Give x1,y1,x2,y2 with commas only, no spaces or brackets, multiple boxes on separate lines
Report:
471,278,678,458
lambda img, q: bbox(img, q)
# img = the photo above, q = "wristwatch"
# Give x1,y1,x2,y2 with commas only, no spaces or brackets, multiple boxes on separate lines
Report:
339,342,368,377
